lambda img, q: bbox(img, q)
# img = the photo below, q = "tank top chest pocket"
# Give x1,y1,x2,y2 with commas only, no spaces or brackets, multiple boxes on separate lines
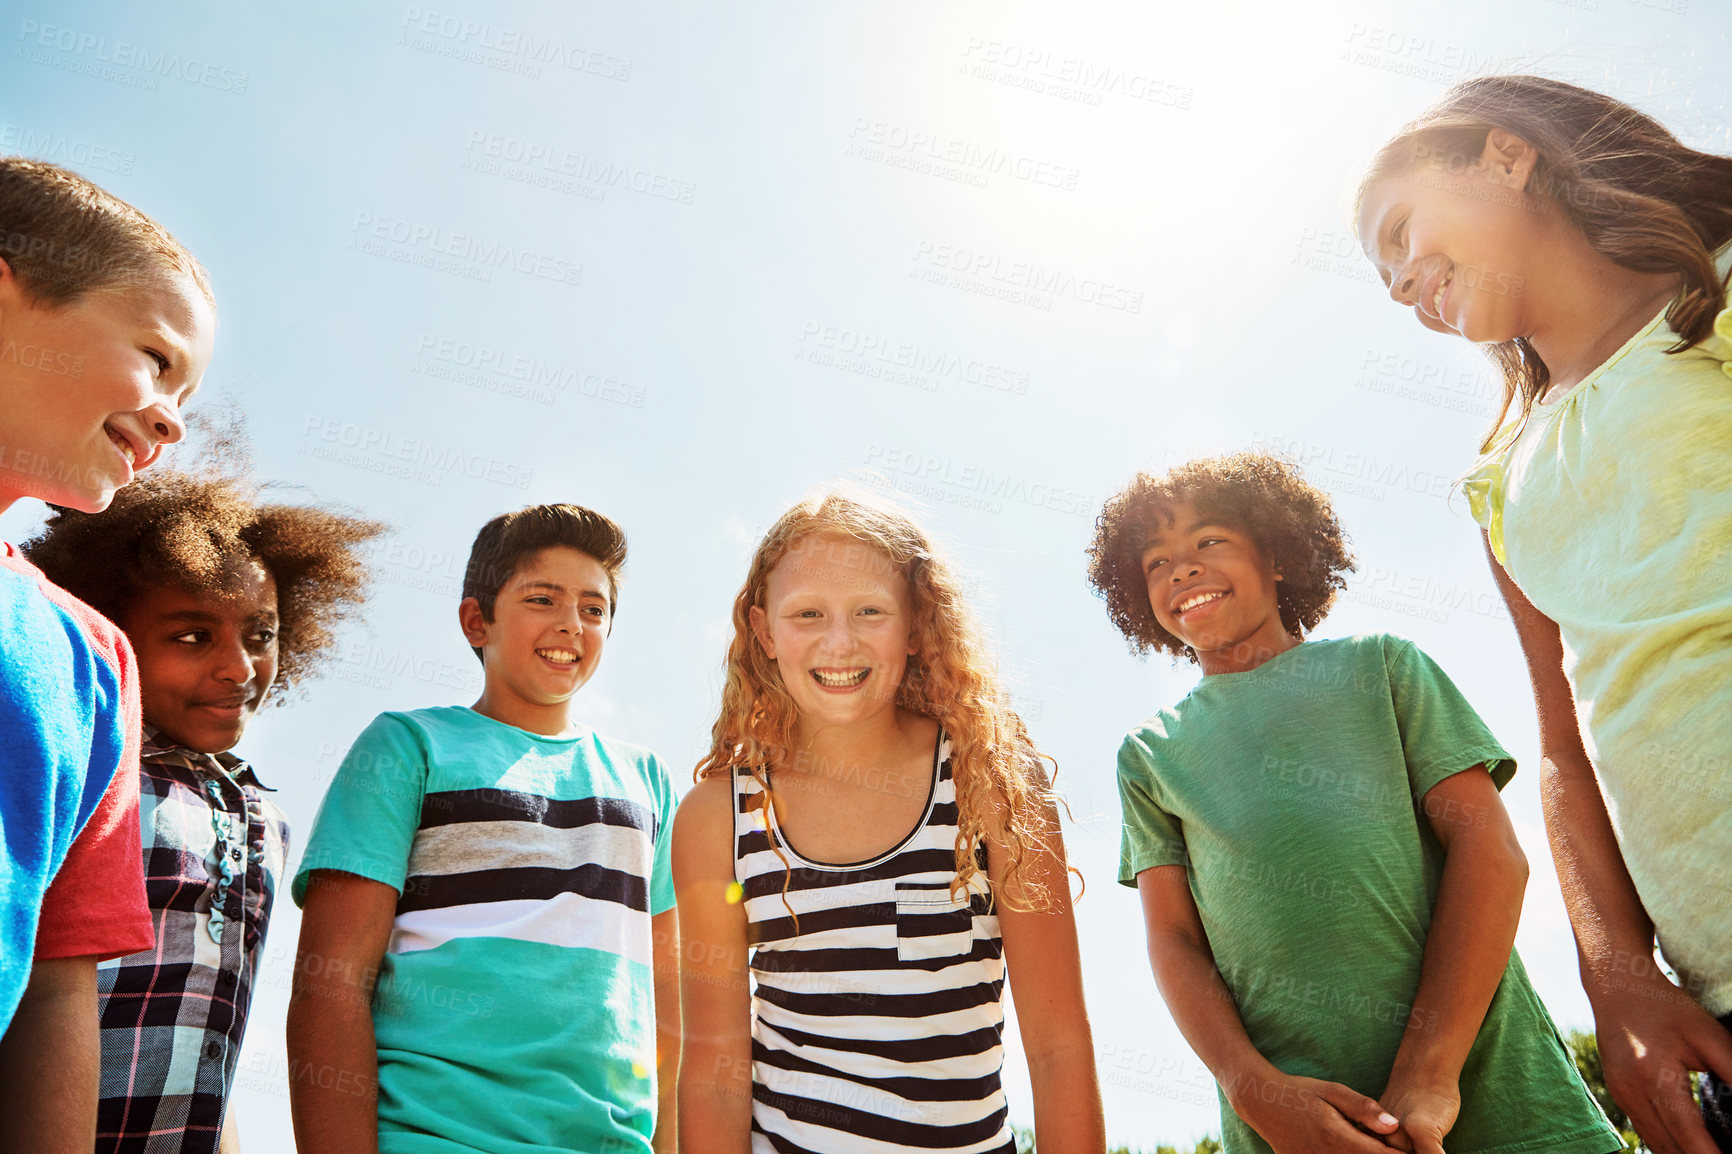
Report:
895,880,977,961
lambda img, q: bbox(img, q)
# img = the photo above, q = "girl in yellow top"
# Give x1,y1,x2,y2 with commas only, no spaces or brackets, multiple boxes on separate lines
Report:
1355,75,1732,1154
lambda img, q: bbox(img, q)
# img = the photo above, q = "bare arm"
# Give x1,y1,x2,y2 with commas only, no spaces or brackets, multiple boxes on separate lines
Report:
0,955,99,1154
652,907,681,1154
989,798,1104,1154
1484,537,1655,1000
1486,534,1732,1154
286,871,397,1154
1137,868,1400,1153
1379,768,1528,1154
218,1107,241,1153
671,777,753,1154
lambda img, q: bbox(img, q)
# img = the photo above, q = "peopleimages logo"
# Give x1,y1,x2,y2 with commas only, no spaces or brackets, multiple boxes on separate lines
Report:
864,444,1091,517
910,241,1142,314
414,334,646,407
845,118,1081,191
398,8,631,79
349,212,582,287
797,324,1029,395
0,339,82,378
463,131,695,204
0,123,134,175
957,38,1193,109
15,20,250,92
300,415,534,490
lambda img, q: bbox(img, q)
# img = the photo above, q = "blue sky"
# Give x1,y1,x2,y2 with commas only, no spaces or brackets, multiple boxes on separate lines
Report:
3,1,1728,1147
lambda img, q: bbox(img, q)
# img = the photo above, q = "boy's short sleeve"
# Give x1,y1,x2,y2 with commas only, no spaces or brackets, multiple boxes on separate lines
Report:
647,753,678,917
291,712,429,905
34,759,154,960
1,550,153,963
1384,637,1515,798
1117,731,1188,886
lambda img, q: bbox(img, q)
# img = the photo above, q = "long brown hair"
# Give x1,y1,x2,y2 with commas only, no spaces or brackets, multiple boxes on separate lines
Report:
695,490,1056,908
1356,75,1732,451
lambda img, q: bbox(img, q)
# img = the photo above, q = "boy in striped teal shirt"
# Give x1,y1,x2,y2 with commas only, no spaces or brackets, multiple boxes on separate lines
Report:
288,504,680,1154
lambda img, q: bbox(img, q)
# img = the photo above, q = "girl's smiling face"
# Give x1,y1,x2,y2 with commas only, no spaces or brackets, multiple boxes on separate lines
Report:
749,534,917,733
1356,130,1546,345
0,269,215,513
1141,501,1294,673
122,560,279,755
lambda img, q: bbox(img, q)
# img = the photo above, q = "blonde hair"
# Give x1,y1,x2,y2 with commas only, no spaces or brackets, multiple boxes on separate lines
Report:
696,490,1056,908
1355,75,1732,451
0,156,213,306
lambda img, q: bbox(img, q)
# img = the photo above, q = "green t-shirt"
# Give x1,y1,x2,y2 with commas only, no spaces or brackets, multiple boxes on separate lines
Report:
1117,635,1618,1154
293,706,678,1154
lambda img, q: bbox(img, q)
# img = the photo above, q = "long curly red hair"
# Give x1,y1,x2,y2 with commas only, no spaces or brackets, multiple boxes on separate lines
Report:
695,490,1056,908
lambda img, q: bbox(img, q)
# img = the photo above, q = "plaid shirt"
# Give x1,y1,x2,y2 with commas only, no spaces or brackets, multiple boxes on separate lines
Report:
95,728,290,1153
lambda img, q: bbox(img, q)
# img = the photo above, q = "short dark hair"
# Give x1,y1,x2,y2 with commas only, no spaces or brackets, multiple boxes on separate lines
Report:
0,156,213,306
462,504,628,652
24,468,384,699
1085,452,1356,662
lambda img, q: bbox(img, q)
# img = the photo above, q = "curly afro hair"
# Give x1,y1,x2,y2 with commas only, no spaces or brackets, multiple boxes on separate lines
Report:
1085,452,1355,662
23,468,386,702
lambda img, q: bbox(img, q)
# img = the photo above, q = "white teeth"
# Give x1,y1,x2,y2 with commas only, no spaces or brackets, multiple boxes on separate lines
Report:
108,428,135,463
812,669,868,687
1432,275,1450,316
538,648,579,664
1176,591,1225,613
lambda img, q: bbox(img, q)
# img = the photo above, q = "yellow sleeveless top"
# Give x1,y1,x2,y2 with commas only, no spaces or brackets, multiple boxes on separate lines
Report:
1463,244,1732,1013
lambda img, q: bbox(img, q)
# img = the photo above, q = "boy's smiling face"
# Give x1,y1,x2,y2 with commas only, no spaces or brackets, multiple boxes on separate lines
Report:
121,560,279,754
0,270,215,514
460,545,612,734
1140,500,1295,673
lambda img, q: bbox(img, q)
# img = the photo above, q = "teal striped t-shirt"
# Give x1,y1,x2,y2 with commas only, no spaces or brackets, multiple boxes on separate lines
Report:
293,706,677,1154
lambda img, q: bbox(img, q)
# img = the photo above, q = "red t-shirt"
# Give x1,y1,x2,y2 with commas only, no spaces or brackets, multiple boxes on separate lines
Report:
1,544,154,961
35,767,154,961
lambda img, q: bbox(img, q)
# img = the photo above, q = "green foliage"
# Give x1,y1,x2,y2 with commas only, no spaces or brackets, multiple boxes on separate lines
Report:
1013,1124,1222,1154
1564,1028,1644,1153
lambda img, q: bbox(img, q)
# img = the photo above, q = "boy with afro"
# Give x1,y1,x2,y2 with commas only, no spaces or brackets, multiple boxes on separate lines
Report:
1086,453,1619,1154
26,464,383,1153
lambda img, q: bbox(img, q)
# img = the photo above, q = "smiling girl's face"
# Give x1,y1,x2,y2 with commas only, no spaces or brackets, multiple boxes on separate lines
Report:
749,534,918,735
1356,131,1550,345
122,560,279,755
0,269,215,513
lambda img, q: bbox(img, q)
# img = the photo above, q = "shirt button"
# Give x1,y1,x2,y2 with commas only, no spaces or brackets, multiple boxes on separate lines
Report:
218,970,236,987
225,900,242,918
204,1041,223,1060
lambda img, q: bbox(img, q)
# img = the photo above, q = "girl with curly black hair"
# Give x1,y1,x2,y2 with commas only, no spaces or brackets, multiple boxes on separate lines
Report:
25,465,383,1154
1086,453,1620,1154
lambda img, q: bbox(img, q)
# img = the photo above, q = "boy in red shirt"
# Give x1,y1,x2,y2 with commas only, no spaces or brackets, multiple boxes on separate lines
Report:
0,156,215,1150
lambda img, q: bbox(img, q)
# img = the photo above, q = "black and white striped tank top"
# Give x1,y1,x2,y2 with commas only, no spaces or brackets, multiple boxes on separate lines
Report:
732,735,1014,1154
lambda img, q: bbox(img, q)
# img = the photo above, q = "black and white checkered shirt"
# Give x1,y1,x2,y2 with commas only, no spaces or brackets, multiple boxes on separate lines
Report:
94,728,290,1153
